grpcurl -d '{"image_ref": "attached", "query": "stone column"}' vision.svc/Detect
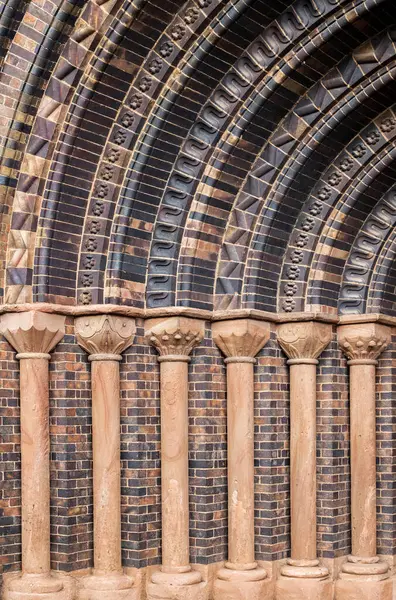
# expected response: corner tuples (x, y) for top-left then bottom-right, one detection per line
(336, 322), (392, 600)
(212, 319), (272, 600)
(75, 314), (138, 600)
(276, 321), (333, 600)
(145, 316), (208, 600)
(0, 311), (73, 600)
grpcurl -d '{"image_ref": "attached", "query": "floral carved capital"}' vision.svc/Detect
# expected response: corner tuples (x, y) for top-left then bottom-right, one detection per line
(145, 316), (205, 357)
(75, 315), (136, 357)
(0, 311), (66, 355)
(337, 322), (391, 362)
(212, 319), (270, 359)
(277, 321), (332, 361)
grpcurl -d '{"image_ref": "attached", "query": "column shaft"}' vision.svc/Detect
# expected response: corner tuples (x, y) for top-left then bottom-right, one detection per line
(335, 322), (392, 600)
(20, 357), (51, 575)
(145, 316), (206, 599)
(75, 314), (137, 599)
(212, 319), (271, 600)
(350, 363), (377, 558)
(160, 360), (190, 571)
(276, 320), (332, 599)
(92, 359), (122, 573)
(227, 361), (255, 567)
(289, 362), (317, 561)
(0, 310), (68, 599)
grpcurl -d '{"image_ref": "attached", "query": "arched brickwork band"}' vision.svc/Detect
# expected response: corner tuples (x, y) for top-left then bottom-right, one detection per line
(5, 0), (396, 311)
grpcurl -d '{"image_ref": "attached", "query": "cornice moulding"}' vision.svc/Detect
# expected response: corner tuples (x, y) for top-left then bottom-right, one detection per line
(0, 304), (341, 323)
(338, 313), (396, 326)
(0, 304), (392, 327)
(0, 303), (145, 318)
(276, 311), (339, 324)
(211, 309), (278, 322)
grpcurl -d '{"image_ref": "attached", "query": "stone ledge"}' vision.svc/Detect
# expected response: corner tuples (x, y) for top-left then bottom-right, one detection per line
(0, 303), (386, 326)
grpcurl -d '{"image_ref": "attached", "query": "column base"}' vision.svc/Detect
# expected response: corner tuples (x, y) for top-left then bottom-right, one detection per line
(335, 575), (392, 600)
(280, 558), (329, 579)
(335, 557), (391, 600)
(147, 568), (208, 600)
(276, 575), (334, 600)
(3, 572), (74, 600)
(214, 564), (272, 600)
(78, 572), (138, 600)
(340, 556), (389, 577)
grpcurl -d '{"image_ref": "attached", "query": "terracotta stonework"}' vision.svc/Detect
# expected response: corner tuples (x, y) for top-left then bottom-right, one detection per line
(212, 319), (272, 600)
(75, 315), (138, 600)
(336, 322), (392, 600)
(0, 311), (74, 600)
(145, 317), (208, 600)
(276, 321), (334, 600)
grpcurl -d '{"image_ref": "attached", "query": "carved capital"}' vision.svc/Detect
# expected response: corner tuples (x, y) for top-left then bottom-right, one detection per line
(0, 311), (66, 357)
(277, 321), (332, 363)
(75, 315), (136, 360)
(145, 316), (205, 359)
(337, 322), (391, 364)
(212, 319), (270, 362)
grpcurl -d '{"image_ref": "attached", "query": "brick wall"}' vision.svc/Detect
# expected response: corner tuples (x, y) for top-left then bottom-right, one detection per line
(376, 334), (396, 557)
(120, 318), (161, 568)
(317, 334), (350, 559)
(50, 317), (92, 572)
(188, 324), (227, 565)
(255, 328), (289, 561)
(0, 338), (21, 578)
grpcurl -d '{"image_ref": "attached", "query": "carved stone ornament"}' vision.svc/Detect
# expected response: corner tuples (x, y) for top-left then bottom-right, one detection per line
(0, 311), (66, 355)
(146, 0), (340, 310)
(339, 185), (396, 314)
(337, 322), (391, 363)
(277, 321), (332, 361)
(145, 316), (205, 357)
(75, 315), (136, 358)
(212, 318), (270, 359)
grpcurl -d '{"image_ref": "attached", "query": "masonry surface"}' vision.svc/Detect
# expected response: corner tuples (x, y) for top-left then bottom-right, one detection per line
(1, 0), (396, 599)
